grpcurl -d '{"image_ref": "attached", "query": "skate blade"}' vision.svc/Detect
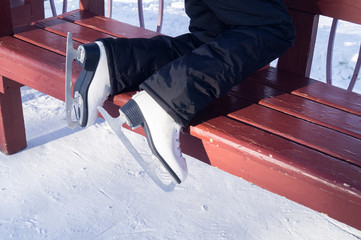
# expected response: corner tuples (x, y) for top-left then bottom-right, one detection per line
(98, 106), (177, 192)
(65, 32), (82, 128)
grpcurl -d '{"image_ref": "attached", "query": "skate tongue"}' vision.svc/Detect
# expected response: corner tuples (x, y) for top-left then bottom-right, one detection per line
(98, 106), (177, 192)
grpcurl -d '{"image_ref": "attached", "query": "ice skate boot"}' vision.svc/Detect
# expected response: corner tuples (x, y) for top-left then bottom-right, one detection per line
(65, 33), (110, 128)
(121, 91), (188, 184)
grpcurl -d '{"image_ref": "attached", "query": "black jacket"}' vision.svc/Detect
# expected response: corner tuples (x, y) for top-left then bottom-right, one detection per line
(185, 0), (294, 42)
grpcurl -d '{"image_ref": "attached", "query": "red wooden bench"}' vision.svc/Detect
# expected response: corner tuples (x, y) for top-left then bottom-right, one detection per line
(1, 0), (361, 230)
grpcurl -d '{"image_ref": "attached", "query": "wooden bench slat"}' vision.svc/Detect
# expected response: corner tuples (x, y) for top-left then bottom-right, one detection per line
(13, 25), (81, 56)
(14, 11), (160, 57)
(260, 93), (361, 140)
(228, 77), (361, 141)
(191, 116), (361, 230)
(191, 94), (252, 126)
(191, 116), (361, 194)
(0, 36), (80, 101)
(251, 67), (361, 116)
(192, 116), (361, 229)
(59, 10), (160, 39)
(229, 104), (361, 167)
(293, 81), (361, 117)
(229, 79), (284, 103)
(32, 17), (115, 43)
(249, 67), (317, 92)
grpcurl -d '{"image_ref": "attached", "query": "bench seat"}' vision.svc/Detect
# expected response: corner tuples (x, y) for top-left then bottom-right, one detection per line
(1, 9), (361, 230)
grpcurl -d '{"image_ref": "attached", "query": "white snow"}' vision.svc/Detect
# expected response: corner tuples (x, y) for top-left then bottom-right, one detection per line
(1, 0), (361, 239)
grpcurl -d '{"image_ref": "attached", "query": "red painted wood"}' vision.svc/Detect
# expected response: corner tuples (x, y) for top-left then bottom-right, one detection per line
(277, 9), (318, 77)
(59, 10), (161, 39)
(249, 67), (317, 93)
(0, 0), (13, 36)
(32, 17), (115, 43)
(229, 80), (284, 103)
(30, 0), (44, 22)
(260, 93), (361, 140)
(10, 2), (32, 27)
(0, 76), (27, 155)
(284, 0), (361, 25)
(10, 0), (44, 27)
(0, 36), (80, 101)
(110, 92), (134, 107)
(293, 81), (361, 116)
(79, 0), (104, 16)
(14, 14), (159, 58)
(192, 116), (361, 190)
(229, 104), (361, 167)
(250, 68), (361, 116)
(193, 93), (255, 127)
(14, 25), (81, 56)
(192, 119), (361, 230)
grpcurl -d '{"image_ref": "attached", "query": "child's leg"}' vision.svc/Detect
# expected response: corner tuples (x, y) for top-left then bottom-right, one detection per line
(140, 24), (295, 126)
(100, 33), (204, 95)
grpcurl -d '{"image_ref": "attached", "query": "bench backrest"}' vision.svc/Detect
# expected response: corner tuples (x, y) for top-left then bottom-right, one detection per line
(279, 0), (361, 78)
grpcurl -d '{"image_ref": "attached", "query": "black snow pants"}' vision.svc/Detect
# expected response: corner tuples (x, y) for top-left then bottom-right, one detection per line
(100, 0), (295, 127)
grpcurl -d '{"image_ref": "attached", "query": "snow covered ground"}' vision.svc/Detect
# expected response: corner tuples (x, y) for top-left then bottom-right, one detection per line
(1, 0), (361, 239)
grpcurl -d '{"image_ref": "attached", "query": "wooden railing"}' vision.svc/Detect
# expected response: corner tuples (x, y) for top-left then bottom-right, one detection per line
(48, 0), (164, 32)
(326, 18), (361, 91)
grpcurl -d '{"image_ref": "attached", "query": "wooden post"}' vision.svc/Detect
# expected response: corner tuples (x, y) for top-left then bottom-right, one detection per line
(277, 10), (319, 77)
(0, 0), (13, 36)
(29, 0), (45, 22)
(0, 77), (27, 155)
(11, 0), (44, 27)
(79, 0), (105, 16)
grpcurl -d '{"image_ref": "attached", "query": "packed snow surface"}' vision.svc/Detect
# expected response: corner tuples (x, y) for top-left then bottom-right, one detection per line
(1, 0), (361, 239)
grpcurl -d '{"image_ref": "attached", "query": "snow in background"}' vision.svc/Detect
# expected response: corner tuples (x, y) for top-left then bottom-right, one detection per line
(0, 0), (361, 239)
(312, 17), (361, 92)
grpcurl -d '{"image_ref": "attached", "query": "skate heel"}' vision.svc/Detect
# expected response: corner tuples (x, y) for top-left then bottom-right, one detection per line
(76, 43), (100, 71)
(120, 99), (145, 129)
(66, 33), (110, 128)
(72, 43), (102, 127)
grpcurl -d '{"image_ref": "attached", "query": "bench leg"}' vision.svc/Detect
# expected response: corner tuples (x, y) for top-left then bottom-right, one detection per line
(0, 76), (27, 155)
